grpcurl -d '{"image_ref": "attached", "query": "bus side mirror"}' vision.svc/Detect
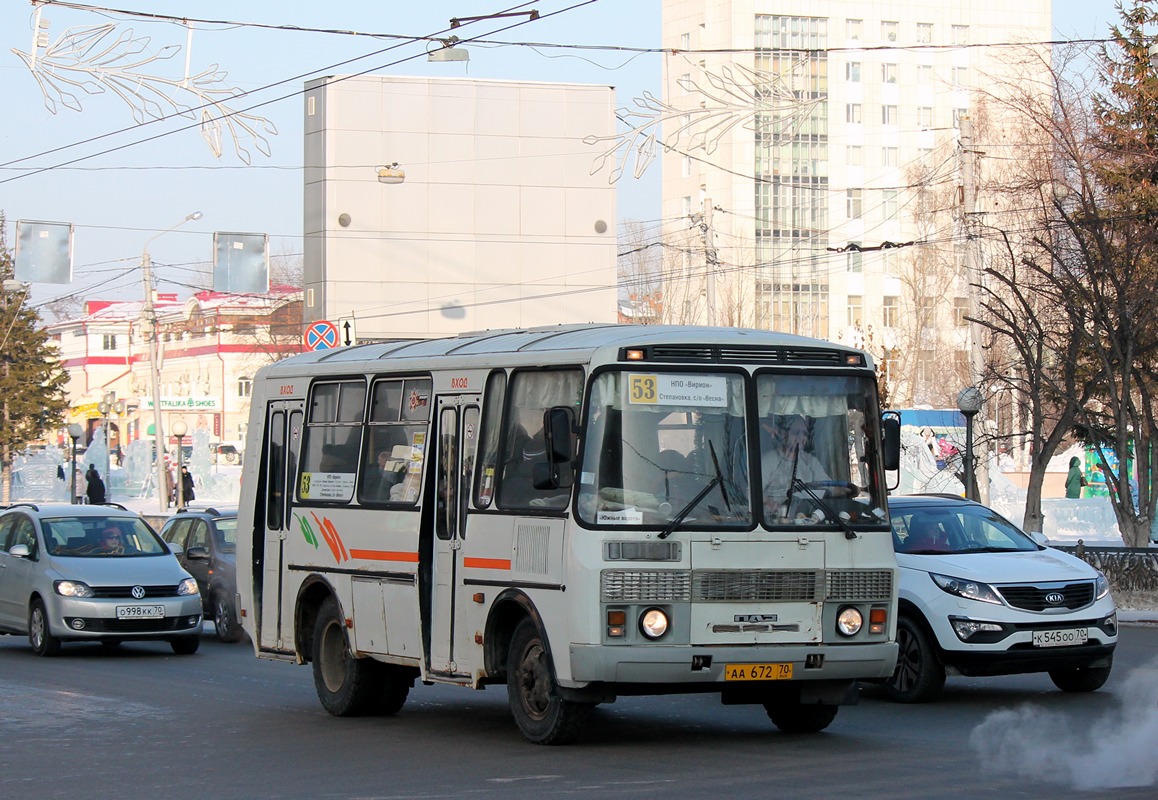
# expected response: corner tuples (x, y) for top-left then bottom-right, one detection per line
(534, 407), (575, 490)
(882, 413), (901, 472)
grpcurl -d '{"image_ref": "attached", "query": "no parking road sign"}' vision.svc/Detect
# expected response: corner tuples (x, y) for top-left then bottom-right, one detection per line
(304, 320), (339, 351)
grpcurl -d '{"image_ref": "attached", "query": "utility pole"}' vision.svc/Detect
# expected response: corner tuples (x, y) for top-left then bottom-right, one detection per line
(701, 198), (718, 326)
(960, 117), (989, 504)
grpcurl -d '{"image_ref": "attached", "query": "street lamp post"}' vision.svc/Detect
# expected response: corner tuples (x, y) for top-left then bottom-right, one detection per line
(68, 423), (83, 504)
(957, 387), (984, 501)
(171, 418), (187, 509)
(141, 212), (202, 512)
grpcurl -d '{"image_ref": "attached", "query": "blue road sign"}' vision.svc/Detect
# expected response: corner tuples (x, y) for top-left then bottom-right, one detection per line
(304, 320), (339, 351)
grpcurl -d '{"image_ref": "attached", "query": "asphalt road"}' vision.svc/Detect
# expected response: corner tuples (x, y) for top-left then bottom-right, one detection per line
(2, 625), (1156, 800)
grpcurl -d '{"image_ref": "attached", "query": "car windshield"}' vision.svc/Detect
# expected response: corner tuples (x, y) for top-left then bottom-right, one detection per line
(214, 517), (238, 549)
(42, 516), (169, 558)
(891, 503), (1040, 555)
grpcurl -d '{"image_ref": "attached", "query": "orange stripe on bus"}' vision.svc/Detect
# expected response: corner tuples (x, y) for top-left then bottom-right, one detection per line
(348, 549), (419, 563)
(463, 557), (512, 570)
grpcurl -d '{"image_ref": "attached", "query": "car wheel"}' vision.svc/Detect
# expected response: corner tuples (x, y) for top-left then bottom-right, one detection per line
(764, 701), (839, 733)
(170, 635), (200, 655)
(29, 600), (61, 657)
(1049, 659), (1112, 693)
(312, 596), (383, 716)
(885, 616), (945, 703)
(506, 617), (591, 745)
(212, 591), (243, 643)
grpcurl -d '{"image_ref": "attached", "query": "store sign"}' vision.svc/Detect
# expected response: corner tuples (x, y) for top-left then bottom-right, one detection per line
(141, 397), (221, 411)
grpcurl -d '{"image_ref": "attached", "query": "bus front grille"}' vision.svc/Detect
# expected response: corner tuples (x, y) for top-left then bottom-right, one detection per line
(694, 570), (823, 602)
(601, 569), (692, 601)
(825, 570), (894, 601)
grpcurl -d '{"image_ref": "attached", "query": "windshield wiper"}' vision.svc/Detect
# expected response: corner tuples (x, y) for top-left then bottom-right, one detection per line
(659, 442), (727, 540)
(789, 478), (857, 540)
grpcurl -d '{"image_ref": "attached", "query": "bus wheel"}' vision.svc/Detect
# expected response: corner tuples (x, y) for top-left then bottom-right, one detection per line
(506, 618), (590, 745)
(373, 666), (412, 716)
(763, 701), (838, 733)
(312, 596), (381, 716)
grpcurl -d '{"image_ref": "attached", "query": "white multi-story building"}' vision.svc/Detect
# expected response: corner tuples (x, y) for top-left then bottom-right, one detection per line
(49, 288), (301, 453)
(660, 1), (1051, 405)
(302, 75), (618, 339)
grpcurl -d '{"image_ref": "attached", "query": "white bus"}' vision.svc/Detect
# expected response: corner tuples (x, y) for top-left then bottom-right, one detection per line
(236, 324), (901, 744)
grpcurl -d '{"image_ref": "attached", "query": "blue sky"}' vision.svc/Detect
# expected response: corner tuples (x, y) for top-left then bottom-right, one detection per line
(0, 0), (1123, 309)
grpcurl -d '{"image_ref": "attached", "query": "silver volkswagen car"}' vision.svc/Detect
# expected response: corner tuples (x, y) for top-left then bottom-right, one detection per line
(0, 503), (203, 656)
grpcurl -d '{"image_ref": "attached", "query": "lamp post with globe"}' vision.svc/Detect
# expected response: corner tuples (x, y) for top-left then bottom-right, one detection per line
(67, 423), (83, 504)
(957, 387), (984, 501)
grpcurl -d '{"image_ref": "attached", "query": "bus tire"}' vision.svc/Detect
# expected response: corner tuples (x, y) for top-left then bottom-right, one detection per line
(372, 666), (411, 716)
(763, 701), (838, 733)
(312, 596), (380, 716)
(506, 617), (590, 745)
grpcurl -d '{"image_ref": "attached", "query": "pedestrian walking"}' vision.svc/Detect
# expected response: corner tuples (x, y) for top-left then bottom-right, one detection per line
(180, 465), (196, 507)
(84, 464), (106, 505)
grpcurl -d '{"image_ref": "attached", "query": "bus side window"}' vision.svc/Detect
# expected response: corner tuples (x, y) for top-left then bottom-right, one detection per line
(474, 370), (507, 509)
(497, 369), (583, 510)
(268, 410), (286, 530)
(299, 380), (366, 503)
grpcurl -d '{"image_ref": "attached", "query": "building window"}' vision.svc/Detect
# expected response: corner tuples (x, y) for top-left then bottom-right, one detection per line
(916, 23), (933, 43)
(679, 73), (691, 95)
(238, 376), (253, 398)
(847, 190), (863, 220)
(881, 21), (898, 42)
(848, 245), (863, 273)
(847, 145), (863, 166)
(882, 147), (898, 167)
(846, 103), (862, 123)
(952, 66), (968, 88)
(682, 154), (692, 177)
(847, 19), (862, 41)
(680, 32), (690, 50)
(953, 108), (968, 128)
(955, 297), (970, 327)
(881, 63), (898, 84)
(846, 61), (861, 82)
(883, 296), (899, 327)
(917, 106), (934, 128)
(917, 64), (933, 85)
(882, 105), (898, 125)
(101, 334), (117, 351)
(848, 295), (863, 327)
(952, 25), (968, 45)
(883, 189), (898, 219)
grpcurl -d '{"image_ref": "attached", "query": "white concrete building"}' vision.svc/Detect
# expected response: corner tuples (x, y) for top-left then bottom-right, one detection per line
(49, 288), (302, 453)
(302, 75), (619, 340)
(660, 1), (1051, 405)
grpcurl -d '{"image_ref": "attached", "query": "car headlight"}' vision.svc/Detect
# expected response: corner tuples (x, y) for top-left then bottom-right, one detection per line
(177, 577), (200, 596)
(639, 607), (669, 639)
(930, 573), (1003, 605)
(1095, 572), (1110, 600)
(54, 580), (95, 598)
(836, 606), (863, 636)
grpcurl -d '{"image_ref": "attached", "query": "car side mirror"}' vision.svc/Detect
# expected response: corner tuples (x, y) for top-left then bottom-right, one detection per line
(167, 542), (184, 556)
(186, 545), (211, 560)
(8, 543), (31, 559)
(1030, 531), (1049, 547)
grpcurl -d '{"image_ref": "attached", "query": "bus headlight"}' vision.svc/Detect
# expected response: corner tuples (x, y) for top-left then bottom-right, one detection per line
(639, 608), (669, 639)
(836, 606), (863, 637)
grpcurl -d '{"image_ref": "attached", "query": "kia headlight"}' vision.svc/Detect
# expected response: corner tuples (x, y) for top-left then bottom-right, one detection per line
(177, 577), (200, 596)
(931, 573), (1002, 605)
(1095, 572), (1110, 600)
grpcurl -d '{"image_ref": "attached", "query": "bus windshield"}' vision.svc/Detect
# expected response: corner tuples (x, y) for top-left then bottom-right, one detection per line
(578, 371), (751, 528)
(577, 370), (887, 530)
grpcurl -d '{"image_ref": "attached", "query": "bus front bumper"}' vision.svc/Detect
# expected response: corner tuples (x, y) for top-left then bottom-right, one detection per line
(565, 641), (898, 696)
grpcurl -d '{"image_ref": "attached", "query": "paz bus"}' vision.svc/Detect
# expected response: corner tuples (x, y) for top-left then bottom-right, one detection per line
(235, 324), (901, 744)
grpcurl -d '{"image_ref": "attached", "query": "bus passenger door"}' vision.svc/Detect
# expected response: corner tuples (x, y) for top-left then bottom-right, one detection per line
(258, 402), (302, 652)
(427, 396), (479, 675)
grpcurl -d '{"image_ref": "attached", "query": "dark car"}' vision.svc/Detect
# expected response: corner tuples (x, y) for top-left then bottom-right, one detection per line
(159, 507), (242, 643)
